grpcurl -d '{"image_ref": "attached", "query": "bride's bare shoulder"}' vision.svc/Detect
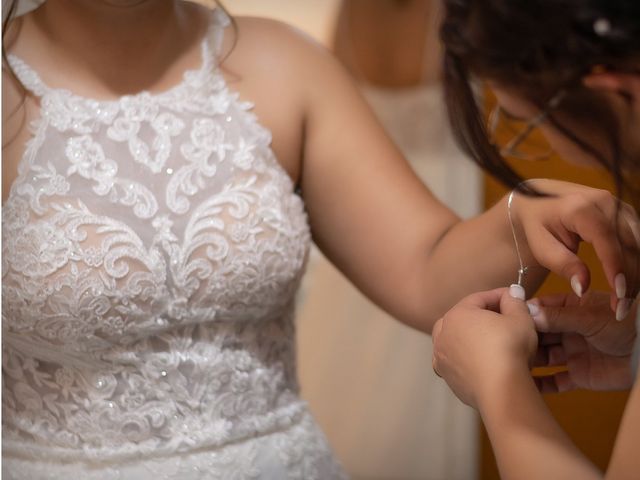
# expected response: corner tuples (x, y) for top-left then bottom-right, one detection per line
(219, 15), (342, 93)
(230, 15), (328, 62)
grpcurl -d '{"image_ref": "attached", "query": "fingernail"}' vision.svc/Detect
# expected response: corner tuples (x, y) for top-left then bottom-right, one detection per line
(616, 298), (631, 322)
(615, 273), (627, 300)
(509, 284), (526, 300)
(571, 275), (583, 298)
(527, 301), (547, 330)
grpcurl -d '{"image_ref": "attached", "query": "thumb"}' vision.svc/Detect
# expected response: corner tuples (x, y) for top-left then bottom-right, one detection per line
(500, 284), (533, 318)
(501, 285), (540, 361)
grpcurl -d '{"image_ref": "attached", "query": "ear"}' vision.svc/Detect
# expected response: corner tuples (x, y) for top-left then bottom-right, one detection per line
(583, 71), (640, 100)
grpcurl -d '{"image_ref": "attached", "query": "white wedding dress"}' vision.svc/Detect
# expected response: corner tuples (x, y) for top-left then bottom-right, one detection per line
(2, 9), (346, 479)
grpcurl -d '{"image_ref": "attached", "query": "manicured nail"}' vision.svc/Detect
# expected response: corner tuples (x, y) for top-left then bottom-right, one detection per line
(527, 301), (547, 330)
(571, 275), (583, 298)
(615, 273), (627, 300)
(616, 298), (631, 322)
(509, 284), (526, 300)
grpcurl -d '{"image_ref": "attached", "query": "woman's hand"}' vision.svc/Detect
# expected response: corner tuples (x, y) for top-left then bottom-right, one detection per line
(431, 286), (538, 409)
(529, 291), (638, 392)
(511, 179), (640, 317)
(262, 19), (639, 331)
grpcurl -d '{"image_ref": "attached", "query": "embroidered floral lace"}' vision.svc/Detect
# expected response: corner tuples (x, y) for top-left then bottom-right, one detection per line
(2, 9), (346, 479)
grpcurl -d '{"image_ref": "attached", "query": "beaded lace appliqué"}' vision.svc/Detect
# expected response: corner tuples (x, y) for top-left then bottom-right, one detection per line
(2, 9), (346, 480)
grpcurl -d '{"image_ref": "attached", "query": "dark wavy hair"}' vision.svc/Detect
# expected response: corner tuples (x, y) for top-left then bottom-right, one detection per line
(441, 0), (640, 202)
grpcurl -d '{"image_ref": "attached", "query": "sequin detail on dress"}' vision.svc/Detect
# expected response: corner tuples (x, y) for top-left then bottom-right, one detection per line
(2, 9), (346, 480)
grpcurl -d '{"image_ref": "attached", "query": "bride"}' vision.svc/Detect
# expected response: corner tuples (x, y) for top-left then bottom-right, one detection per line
(2, 0), (637, 478)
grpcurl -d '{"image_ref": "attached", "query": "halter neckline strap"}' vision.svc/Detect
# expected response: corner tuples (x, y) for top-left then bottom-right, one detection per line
(6, 7), (229, 104)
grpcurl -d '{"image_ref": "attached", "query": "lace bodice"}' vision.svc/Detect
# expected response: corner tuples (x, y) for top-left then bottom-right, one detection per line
(1, 10), (330, 477)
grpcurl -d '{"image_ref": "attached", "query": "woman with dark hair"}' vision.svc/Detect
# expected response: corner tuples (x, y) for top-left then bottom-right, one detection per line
(432, 0), (640, 478)
(1, 0), (637, 478)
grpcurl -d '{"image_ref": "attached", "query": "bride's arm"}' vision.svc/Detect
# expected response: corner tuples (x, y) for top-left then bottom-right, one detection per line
(227, 18), (635, 332)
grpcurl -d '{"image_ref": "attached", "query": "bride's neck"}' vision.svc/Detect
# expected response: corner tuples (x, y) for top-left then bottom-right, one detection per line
(10, 0), (210, 96)
(29, 0), (205, 73)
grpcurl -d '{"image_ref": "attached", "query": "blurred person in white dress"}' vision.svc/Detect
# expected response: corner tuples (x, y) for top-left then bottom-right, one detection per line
(297, 1), (481, 479)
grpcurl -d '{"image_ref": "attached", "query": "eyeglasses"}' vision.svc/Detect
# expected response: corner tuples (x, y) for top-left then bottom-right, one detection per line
(488, 90), (567, 161)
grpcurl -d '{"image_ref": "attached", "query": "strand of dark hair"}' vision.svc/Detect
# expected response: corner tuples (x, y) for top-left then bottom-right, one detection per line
(2, 0), (28, 150)
(441, 0), (640, 208)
